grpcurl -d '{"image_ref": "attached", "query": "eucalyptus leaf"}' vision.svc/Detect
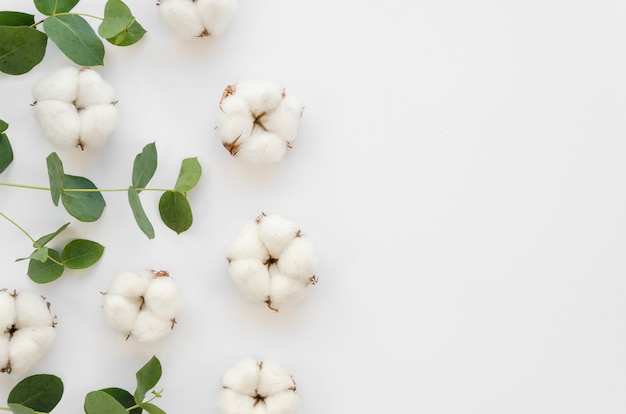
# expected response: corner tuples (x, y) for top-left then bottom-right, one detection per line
(158, 191), (192, 234)
(34, 222), (70, 248)
(43, 15), (104, 66)
(0, 26), (47, 75)
(0, 120), (8, 133)
(28, 247), (50, 263)
(46, 153), (64, 206)
(128, 186), (155, 239)
(0, 132), (13, 174)
(61, 174), (106, 222)
(61, 239), (104, 269)
(6, 404), (36, 414)
(8, 374), (64, 412)
(27, 248), (64, 283)
(100, 388), (142, 414)
(34, 0), (80, 16)
(84, 391), (128, 414)
(134, 356), (162, 403)
(132, 142), (157, 192)
(98, 0), (135, 38)
(174, 157), (202, 193)
(106, 19), (145, 46)
(141, 402), (167, 414)
(0, 12), (34, 27)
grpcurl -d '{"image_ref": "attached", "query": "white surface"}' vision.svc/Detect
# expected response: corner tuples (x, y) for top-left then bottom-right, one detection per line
(1, 1), (626, 412)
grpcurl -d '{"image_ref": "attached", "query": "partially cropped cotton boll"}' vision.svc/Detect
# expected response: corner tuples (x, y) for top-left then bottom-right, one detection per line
(218, 359), (300, 414)
(102, 270), (182, 342)
(196, 0), (237, 36)
(158, 0), (236, 39)
(215, 81), (304, 164)
(226, 214), (317, 311)
(31, 66), (79, 102)
(33, 100), (81, 149)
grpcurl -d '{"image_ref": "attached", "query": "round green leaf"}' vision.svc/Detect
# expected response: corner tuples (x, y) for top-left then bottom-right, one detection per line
(0, 12), (35, 27)
(0, 26), (48, 75)
(61, 174), (106, 222)
(98, 0), (135, 38)
(34, 0), (80, 16)
(27, 248), (64, 283)
(61, 239), (104, 269)
(106, 19), (146, 46)
(174, 157), (202, 193)
(84, 391), (128, 414)
(159, 191), (193, 234)
(0, 132), (13, 174)
(134, 356), (162, 403)
(100, 388), (141, 414)
(43, 15), (104, 66)
(8, 374), (64, 412)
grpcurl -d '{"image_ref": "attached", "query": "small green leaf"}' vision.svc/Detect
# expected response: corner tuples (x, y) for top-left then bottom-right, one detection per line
(0, 132), (13, 174)
(128, 186), (155, 239)
(27, 248), (64, 283)
(35, 222), (70, 248)
(46, 153), (64, 206)
(174, 157), (202, 193)
(61, 239), (104, 269)
(134, 356), (162, 403)
(7, 404), (36, 414)
(29, 247), (50, 263)
(132, 142), (157, 192)
(98, 0), (135, 38)
(106, 19), (146, 46)
(34, 0), (80, 16)
(100, 388), (142, 414)
(0, 12), (35, 27)
(141, 402), (167, 414)
(159, 191), (193, 234)
(61, 174), (106, 222)
(0, 26), (47, 75)
(43, 15), (104, 66)
(0, 119), (8, 133)
(8, 374), (64, 412)
(84, 391), (128, 414)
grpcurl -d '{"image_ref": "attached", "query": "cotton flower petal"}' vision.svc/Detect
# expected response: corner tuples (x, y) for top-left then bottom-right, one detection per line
(159, 0), (207, 38)
(196, 0), (237, 36)
(234, 80), (284, 115)
(0, 334), (9, 372)
(144, 277), (182, 320)
(217, 95), (254, 146)
(221, 357), (261, 395)
(31, 66), (79, 102)
(268, 267), (308, 310)
(131, 309), (174, 342)
(228, 259), (271, 303)
(0, 290), (16, 332)
(102, 294), (141, 335)
(226, 219), (269, 263)
(75, 68), (116, 108)
(33, 100), (80, 149)
(262, 95), (304, 143)
(217, 388), (257, 414)
(108, 269), (153, 297)
(236, 131), (287, 164)
(8, 327), (55, 375)
(257, 214), (300, 258)
(257, 360), (297, 397)
(263, 390), (301, 414)
(276, 236), (317, 283)
(79, 104), (118, 149)
(15, 290), (53, 328)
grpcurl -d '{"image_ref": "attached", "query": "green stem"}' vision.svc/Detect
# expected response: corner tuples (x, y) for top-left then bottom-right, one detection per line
(0, 210), (36, 243)
(0, 182), (170, 193)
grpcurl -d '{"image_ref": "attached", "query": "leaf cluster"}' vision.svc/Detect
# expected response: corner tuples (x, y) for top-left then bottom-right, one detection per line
(0, 0), (146, 75)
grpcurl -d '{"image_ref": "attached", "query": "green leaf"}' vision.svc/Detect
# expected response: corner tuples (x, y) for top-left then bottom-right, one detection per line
(8, 374), (64, 412)
(0, 119), (7, 133)
(28, 247), (50, 263)
(159, 191), (193, 234)
(0, 26), (47, 75)
(61, 239), (104, 269)
(84, 391), (128, 414)
(132, 142), (157, 192)
(174, 157), (202, 193)
(34, 0), (80, 16)
(100, 388), (142, 414)
(128, 186), (155, 239)
(7, 404), (36, 414)
(141, 402), (167, 414)
(0, 12), (35, 27)
(27, 248), (64, 283)
(106, 19), (145, 46)
(34, 222), (70, 248)
(0, 132), (13, 174)
(98, 0), (135, 38)
(46, 153), (64, 206)
(43, 15), (104, 66)
(61, 174), (106, 222)
(134, 356), (162, 403)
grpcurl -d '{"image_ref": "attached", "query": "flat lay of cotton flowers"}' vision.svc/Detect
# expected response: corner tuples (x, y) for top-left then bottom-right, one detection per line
(102, 269), (182, 342)
(32, 66), (118, 151)
(158, 0), (237, 39)
(0, 289), (56, 376)
(216, 80), (304, 164)
(226, 213), (317, 312)
(218, 357), (300, 414)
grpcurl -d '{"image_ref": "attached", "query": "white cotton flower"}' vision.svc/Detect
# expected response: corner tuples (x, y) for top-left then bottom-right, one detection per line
(32, 66), (118, 151)
(226, 214), (317, 312)
(158, 0), (237, 39)
(215, 81), (304, 164)
(0, 290), (56, 375)
(102, 270), (182, 342)
(218, 359), (300, 414)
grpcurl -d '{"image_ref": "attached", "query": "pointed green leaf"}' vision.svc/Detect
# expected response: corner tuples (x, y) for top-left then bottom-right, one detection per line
(43, 15), (104, 66)
(0, 12), (34, 27)
(128, 186), (155, 239)
(0, 120), (7, 133)
(46, 153), (64, 206)
(174, 157), (202, 193)
(141, 402), (167, 414)
(8, 374), (64, 412)
(132, 142), (157, 192)
(0, 26), (47, 75)
(100, 388), (142, 414)
(106, 19), (146, 46)
(34, 0), (80, 16)
(159, 191), (192, 234)
(84, 391), (128, 414)
(134, 356), (162, 403)
(27, 248), (64, 283)
(98, 0), (135, 38)
(0, 132), (13, 174)
(29, 247), (50, 263)
(61, 239), (104, 269)
(61, 174), (106, 222)
(7, 404), (36, 414)
(34, 222), (70, 248)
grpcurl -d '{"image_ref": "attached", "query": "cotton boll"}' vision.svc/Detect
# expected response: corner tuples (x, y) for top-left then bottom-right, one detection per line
(235, 80), (284, 115)
(159, 0), (207, 38)
(102, 294), (141, 335)
(264, 390), (300, 414)
(78, 104), (118, 148)
(257, 214), (300, 258)
(221, 357), (261, 395)
(31, 66), (79, 103)
(131, 309), (173, 342)
(228, 259), (271, 302)
(108, 270), (153, 297)
(143, 277), (182, 320)
(276, 236), (317, 283)
(14, 291), (53, 328)
(257, 361), (296, 397)
(7, 327), (55, 375)
(217, 388), (257, 414)
(75, 68), (116, 108)
(0, 291), (16, 332)
(263, 95), (304, 143)
(33, 100), (80, 149)
(268, 267), (307, 309)
(196, 0), (237, 36)
(227, 220), (270, 262)
(236, 131), (287, 164)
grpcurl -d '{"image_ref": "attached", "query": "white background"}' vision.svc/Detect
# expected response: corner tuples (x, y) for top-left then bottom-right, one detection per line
(1, 0), (626, 412)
